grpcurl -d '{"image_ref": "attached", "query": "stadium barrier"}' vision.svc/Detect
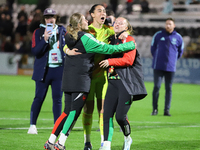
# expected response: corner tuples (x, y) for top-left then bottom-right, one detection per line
(0, 53), (18, 75)
(0, 53), (33, 76)
(1, 53), (200, 84)
(142, 58), (200, 84)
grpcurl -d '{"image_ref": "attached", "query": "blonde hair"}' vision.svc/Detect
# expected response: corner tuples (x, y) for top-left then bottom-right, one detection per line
(124, 18), (134, 35)
(67, 13), (83, 40)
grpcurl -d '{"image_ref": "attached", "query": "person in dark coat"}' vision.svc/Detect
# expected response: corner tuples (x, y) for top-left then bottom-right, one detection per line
(17, 5), (28, 22)
(109, 0), (119, 15)
(140, 0), (149, 13)
(27, 8), (66, 134)
(99, 17), (147, 150)
(29, 9), (42, 33)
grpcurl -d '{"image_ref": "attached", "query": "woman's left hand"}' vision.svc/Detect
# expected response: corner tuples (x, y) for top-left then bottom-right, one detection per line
(99, 59), (109, 68)
(68, 48), (82, 55)
(118, 31), (128, 40)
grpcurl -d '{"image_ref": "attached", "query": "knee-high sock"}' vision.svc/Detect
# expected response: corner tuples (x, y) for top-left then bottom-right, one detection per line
(82, 112), (93, 143)
(99, 112), (104, 143)
(58, 133), (67, 146)
(52, 112), (67, 136)
(49, 112), (67, 144)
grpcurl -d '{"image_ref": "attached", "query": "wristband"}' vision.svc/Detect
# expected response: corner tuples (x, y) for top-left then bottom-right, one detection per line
(65, 48), (69, 55)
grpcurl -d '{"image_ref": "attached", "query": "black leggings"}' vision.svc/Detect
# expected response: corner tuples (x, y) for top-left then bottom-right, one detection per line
(103, 79), (132, 141)
(52, 92), (88, 137)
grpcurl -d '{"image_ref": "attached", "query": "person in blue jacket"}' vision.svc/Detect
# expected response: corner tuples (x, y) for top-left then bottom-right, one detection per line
(151, 18), (184, 116)
(28, 8), (66, 134)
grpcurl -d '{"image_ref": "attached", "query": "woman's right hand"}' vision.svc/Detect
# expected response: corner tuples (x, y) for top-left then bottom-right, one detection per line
(64, 47), (82, 55)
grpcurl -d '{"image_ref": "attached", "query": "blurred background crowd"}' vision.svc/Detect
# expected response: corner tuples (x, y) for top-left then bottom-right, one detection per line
(0, 0), (200, 69)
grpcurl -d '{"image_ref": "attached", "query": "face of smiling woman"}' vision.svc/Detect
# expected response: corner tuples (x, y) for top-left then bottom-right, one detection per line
(114, 17), (128, 34)
(80, 15), (89, 31)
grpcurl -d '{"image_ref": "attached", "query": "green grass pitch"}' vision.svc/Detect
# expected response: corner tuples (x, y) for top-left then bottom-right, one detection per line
(0, 75), (200, 150)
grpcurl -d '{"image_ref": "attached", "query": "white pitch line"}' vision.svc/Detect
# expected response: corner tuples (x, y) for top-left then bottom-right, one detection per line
(1, 118), (200, 129)
(2, 125), (200, 130)
(0, 118), (177, 124)
(0, 118), (51, 120)
(135, 125), (200, 128)
(1, 127), (83, 130)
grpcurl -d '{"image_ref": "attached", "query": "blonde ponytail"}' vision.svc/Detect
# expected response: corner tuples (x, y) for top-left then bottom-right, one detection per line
(67, 13), (83, 40)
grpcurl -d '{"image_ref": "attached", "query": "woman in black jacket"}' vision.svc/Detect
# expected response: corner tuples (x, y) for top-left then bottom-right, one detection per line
(99, 17), (147, 150)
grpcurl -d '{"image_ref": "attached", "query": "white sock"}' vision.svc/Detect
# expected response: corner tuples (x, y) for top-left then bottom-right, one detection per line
(84, 134), (91, 143)
(30, 124), (36, 127)
(103, 141), (111, 148)
(101, 135), (104, 143)
(58, 133), (68, 146)
(49, 134), (57, 144)
(124, 135), (131, 141)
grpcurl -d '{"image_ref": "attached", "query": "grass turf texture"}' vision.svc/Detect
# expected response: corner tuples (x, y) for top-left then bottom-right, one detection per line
(0, 75), (200, 150)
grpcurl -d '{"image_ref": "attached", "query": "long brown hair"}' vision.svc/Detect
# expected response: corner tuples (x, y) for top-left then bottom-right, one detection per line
(67, 13), (83, 40)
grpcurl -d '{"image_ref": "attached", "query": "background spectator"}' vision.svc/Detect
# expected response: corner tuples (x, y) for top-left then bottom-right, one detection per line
(4, 14), (14, 38)
(140, 0), (149, 13)
(4, 36), (15, 52)
(28, 9), (42, 33)
(0, 13), (14, 51)
(6, 0), (14, 13)
(17, 5), (28, 23)
(2, 4), (12, 16)
(163, 0), (173, 14)
(15, 9), (28, 40)
(151, 18), (184, 116)
(109, 0), (119, 16)
(126, 0), (134, 14)
(36, 0), (51, 12)
(189, 0), (200, 4)
(0, 13), (7, 36)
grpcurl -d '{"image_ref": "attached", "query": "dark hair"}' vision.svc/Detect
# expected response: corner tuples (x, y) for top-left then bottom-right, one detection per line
(41, 15), (60, 24)
(166, 18), (175, 23)
(89, 4), (104, 15)
(106, 9), (114, 16)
